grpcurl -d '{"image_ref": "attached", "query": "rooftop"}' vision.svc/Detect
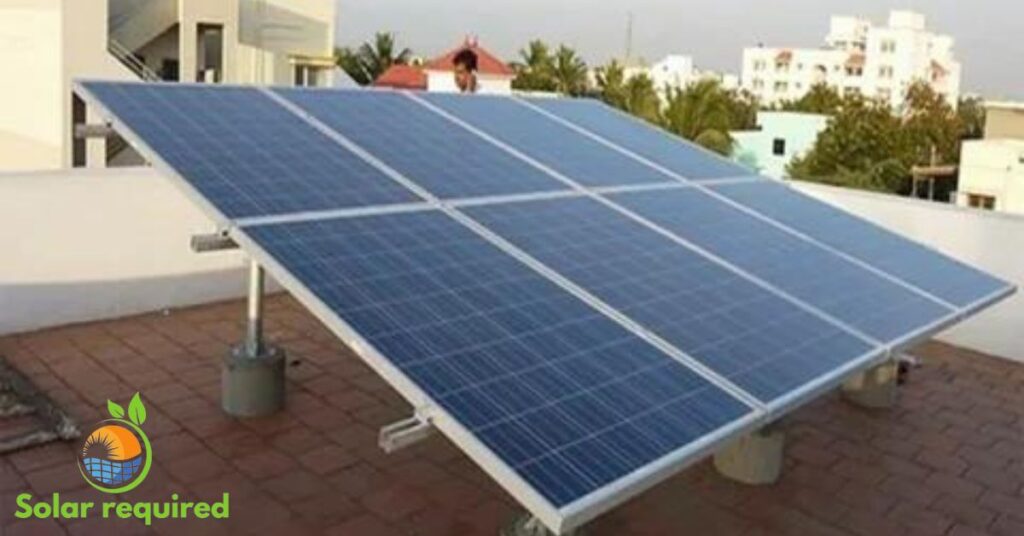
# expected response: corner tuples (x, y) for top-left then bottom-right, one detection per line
(2, 294), (1023, 535)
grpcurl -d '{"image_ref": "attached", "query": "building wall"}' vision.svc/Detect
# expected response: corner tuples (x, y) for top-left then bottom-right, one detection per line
(0, 168), (258, 335)
(236, 0), (336, 86)
(793, 181), (1024, 362)
(731, 112), (830, 179)
(984, 107), (1024, 140)
(957, 140), (1024, 214)
(425, 71), (513, 94)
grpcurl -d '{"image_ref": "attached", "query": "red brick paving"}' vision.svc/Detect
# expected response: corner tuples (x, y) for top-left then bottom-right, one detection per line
(1, 295), (1023, 535)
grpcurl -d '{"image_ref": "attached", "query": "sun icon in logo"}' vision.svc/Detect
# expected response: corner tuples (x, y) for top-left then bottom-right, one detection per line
(78, 393), (152, 493)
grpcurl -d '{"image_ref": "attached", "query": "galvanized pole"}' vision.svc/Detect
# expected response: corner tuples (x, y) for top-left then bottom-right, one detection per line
(245, 259), (264, 358)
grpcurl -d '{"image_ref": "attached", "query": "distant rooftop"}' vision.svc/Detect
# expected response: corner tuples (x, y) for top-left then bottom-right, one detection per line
(2, 295), (1023, 535)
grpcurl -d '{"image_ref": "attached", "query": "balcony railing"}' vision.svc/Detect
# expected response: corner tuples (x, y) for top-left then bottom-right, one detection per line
(108, 38), (161, 82)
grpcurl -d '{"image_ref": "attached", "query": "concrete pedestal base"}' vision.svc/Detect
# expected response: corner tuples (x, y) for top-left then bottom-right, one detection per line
(713, 427), (785, 485)
(500, 515), (578, 536)
(222, 345), (285, 417)
(842, 360), (898, 409)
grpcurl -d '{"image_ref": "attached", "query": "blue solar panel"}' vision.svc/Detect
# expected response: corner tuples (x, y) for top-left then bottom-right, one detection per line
(610, 188), (953, 342)
(421, 93), (674, 187)
(465, 196), (879, 403)
(273, 88), (568, 199)
(245, 211), (753, 507)
(528, 97), (751, 181)
(80, 82), (418, 219)
(709, 181), (1012, 308)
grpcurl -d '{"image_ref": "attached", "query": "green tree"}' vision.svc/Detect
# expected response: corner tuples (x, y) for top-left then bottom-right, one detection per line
(621, 74), (662, 124)
(902, 81), (964, 166)
(957, 96), (986, 140)
(511, 40), (556, 92)
(335, 32), (412, 85)
(594, 60), (628, 109)
(662, 79), (738, 155)
(781, 84), (843, 115)
(551, 45), (589, 96)
(788, 95), (910, 193)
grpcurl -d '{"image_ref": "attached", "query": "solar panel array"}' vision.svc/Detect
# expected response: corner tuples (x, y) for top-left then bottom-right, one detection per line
(77, 81), (1014, 534)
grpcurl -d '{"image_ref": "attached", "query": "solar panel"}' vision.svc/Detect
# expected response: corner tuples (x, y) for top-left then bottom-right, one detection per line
(76, 81), (1014, 534)
(708, 180), (1012, 308)
(611, 187), (954, 343)
(420, 93), (675, 187)
(273, 88), (569, 200)
(243, 210), (754, 507)
(527, 97), (752, 181)
(77, 82), (419, 219)
(464, 196), (880, 403)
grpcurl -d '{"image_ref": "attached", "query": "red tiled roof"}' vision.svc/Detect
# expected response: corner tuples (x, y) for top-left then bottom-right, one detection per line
(775, 50), (793, 63)
(373, 64), (426, 90)
(424, 38), (515, 77)
(3, 295), (1024, 535)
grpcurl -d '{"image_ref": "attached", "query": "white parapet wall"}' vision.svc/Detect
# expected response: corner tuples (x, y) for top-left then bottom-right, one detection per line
(0, 167), (265, 335)
(792, 181), (1024, 362)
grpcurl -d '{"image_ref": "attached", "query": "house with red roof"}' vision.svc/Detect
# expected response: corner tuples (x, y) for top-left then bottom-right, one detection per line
(375, 37), (515, 94)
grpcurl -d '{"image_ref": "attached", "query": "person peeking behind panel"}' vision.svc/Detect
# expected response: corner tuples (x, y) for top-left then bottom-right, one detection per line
(453, 48), (479, 94)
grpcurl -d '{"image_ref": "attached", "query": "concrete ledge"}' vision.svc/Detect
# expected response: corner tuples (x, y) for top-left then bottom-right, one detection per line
(713, 426), (785, 485)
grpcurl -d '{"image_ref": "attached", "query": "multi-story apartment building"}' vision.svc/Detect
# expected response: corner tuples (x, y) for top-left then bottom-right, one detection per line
(741, 11), (961, 109)
(0, 0), (338, 172)
(589, 55), (739, 103)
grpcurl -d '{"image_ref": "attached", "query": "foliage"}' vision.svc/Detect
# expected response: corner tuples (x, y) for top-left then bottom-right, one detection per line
(779, 84), (844, 115)
(789, 82), (968, 194)
(662, 79), (741, 155)
(957, 96), (986, 140)
(593, 61), (661, 123)
(334, 32), (412, 85)
(512, 41), (588, 96)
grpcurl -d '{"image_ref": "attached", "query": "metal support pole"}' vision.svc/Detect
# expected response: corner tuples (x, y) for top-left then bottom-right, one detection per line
(245, 260), (264, 358)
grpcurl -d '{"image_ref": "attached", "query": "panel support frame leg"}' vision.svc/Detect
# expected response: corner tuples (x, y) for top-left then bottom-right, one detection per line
(222, 259), (286, 417)
(501, 513), (581, 536)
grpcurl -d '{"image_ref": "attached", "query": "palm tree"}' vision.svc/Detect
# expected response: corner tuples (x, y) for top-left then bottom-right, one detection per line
(550, 45), (588, 96)
(358, 32), (412, 80)
(511, 40), (555, 92)
(662, 79), (736, 155)
(622, 74), (661, 124)
(595, 60), (628, 109)
(335, 32), (412, 85)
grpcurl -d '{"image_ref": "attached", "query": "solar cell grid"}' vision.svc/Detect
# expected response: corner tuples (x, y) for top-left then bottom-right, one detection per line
(420, 93), (675, 187)
(274, 88), (568, 200)
(709, 181), (1011, 308)
(244, 210), (753, 507)
(79, 82), (418, 219)
(610, 188), (953, 342)
(465, 196), (880, 403)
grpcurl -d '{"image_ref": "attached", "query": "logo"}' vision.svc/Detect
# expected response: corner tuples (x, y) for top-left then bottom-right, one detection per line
(77, 393), (152, 493)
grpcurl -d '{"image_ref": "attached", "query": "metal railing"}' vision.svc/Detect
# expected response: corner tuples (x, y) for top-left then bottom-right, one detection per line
(108, 38), (161, 82)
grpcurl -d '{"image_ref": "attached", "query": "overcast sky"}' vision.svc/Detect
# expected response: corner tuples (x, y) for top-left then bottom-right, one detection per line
(336, 0), (1022, 99)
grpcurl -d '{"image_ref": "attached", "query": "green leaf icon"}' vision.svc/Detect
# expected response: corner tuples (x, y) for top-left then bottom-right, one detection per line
(107, 400), (125, 419)
(128, 393), (147, 426)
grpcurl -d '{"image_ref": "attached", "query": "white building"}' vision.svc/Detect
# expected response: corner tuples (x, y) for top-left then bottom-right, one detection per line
(0, 0), (339, 172)
(741, 10), (961, 109)
(957, 102), (1024, 214)
(590, 55), (739, 102)
(731, 111), (830, 179)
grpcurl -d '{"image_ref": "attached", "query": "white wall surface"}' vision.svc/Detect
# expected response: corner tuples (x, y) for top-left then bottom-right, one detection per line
(0, 168), (263, 335)
(792, 181), (1024, 362)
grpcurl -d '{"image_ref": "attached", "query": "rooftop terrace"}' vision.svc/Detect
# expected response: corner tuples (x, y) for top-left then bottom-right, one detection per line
(2, 295), (1023, 536)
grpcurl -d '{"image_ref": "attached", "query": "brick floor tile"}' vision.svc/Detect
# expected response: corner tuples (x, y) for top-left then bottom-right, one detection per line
(260, 469), (330, 504)
(297, 444), (357, 476)
(925, 472), (985, 500)
(361, 483), (429, 521)
(326, 514), (401, 536)
(232, 450), (297, 481)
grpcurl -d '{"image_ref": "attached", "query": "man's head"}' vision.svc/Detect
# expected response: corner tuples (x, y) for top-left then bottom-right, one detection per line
(453, 48), (479, 93)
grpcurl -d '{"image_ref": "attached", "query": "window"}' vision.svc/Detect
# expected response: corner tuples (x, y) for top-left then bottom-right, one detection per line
(881, 40), (896, 53)
(752, 78), (765, 90)
(753, 60), (766, 71)
(773, 81), (789, 92)
(878, 65), (894, 79)
(967, 194), (996, 210)
(876, 87), (892, 101)
(772, 138), (786, 156)
(845, 66), (864, 77)
(293, 65), (323, 87)
(844, 86), (861, 96)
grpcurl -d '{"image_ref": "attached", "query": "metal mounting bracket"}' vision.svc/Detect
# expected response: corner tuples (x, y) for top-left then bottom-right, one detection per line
(379, 412), (435, 453)
(191, 231), (239, 253)
(74, 123), (114, 139)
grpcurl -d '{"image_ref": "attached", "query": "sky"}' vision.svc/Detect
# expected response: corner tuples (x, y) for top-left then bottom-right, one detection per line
(336, 0), (1023, 99)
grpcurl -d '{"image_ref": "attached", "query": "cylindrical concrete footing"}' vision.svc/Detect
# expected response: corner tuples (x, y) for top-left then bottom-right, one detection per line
(842, 360), (899, 409)
(222, 344), (285, 417)
(713, 427), (785, 485)
(500, 514), (577, 536)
